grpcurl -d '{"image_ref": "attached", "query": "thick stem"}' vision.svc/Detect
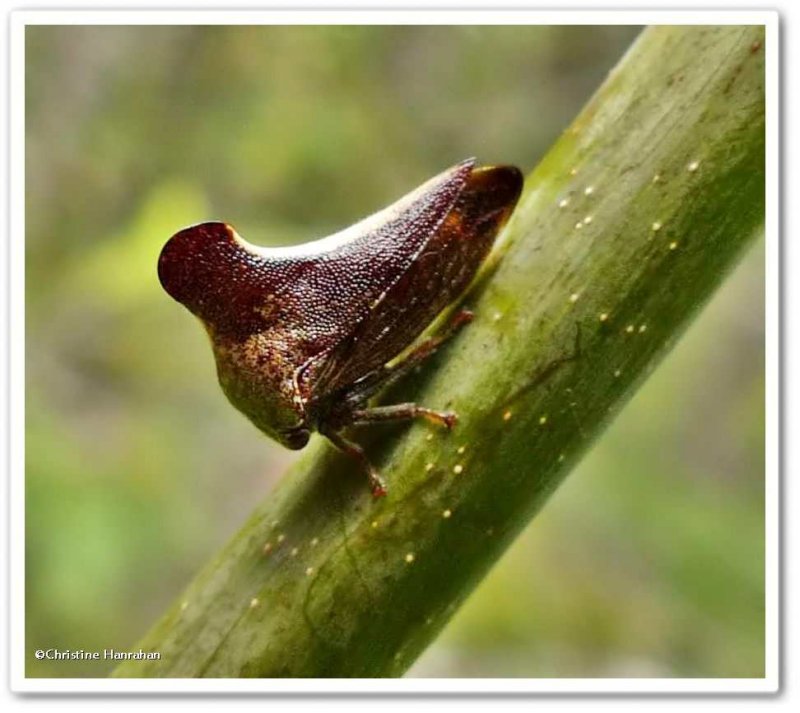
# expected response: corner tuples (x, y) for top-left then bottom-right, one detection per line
(114, 25), (765, 678)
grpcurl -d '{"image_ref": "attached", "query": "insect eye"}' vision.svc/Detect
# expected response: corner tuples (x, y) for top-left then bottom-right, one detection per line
(282, 427), (310, 450)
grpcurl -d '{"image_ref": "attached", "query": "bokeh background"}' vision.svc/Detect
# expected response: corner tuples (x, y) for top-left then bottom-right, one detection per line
(25, 25), (764, 678)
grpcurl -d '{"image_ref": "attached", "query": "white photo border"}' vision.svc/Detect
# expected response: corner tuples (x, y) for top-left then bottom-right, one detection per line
(8, 7), (780, 695)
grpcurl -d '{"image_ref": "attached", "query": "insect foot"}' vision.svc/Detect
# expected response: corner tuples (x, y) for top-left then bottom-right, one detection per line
(370, 473), (388, 499)
(418, 408), (458, 430)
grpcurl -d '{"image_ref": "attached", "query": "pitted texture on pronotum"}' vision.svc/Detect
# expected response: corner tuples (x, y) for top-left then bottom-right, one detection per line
(158, 158), (523, 495)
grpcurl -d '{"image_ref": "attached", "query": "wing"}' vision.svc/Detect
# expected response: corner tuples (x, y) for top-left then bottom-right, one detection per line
(307, 163), (523, 399)
(159, 160), (521, 410)
(267, 158), (477, 352)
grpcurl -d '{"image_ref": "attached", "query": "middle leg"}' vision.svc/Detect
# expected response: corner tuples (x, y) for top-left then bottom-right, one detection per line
(351, 403), (457, 430)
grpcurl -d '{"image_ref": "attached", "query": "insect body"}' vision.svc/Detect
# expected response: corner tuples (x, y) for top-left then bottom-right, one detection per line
(158, 159), (522, 496)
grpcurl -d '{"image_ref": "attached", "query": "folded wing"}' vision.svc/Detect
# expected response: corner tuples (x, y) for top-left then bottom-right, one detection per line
(305, 163), (523, 400)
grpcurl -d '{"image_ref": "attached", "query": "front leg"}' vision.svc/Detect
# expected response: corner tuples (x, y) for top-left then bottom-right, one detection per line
(322, 428), (388, 498)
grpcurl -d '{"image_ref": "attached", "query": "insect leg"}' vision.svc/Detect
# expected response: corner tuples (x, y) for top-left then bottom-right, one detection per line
(345, 308), (474, 405)
(322, 428), (388, 498)
(384, 308), (473, 386)
(351, 403), (458, 430)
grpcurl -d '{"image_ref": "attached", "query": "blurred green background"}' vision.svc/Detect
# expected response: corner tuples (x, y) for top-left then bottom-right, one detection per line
(25, 25), (764, 678)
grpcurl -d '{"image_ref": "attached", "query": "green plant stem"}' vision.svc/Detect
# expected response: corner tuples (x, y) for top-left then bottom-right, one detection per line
(114, 24), (765, 678)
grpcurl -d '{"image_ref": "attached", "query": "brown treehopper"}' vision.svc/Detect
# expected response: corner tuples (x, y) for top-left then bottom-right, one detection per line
(158, 159), (523, 496)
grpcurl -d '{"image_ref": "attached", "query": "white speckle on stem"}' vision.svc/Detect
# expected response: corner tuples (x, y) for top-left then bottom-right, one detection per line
(688, 160), (700, 172)
(405, 553), (415, 564)
(453, 464), (464, 475)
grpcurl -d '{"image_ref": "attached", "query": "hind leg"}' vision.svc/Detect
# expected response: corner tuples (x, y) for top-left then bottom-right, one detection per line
(341, 309), (473, 407)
